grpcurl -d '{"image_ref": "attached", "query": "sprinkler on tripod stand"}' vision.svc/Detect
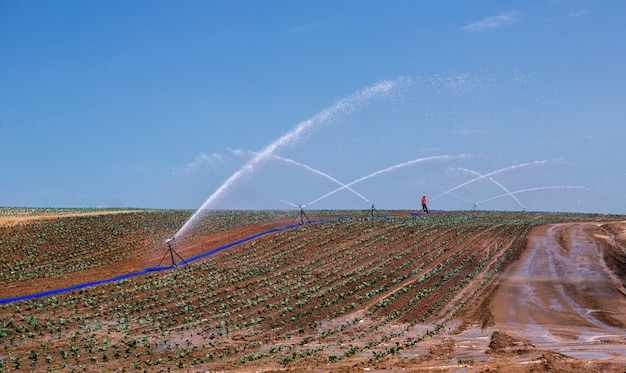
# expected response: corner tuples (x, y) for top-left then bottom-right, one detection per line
(369, 202), (378, 218)
(297, 204), (311, 224)
(159, 236), (187, 267)
(281, 199), (312, 224)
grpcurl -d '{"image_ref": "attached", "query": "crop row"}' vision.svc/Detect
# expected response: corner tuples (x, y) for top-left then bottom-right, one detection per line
(0, 210), (618, 371)
(0, 209), (322, 284)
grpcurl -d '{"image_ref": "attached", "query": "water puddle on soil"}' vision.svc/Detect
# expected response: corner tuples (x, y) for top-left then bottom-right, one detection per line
(488, 223), (626, 364)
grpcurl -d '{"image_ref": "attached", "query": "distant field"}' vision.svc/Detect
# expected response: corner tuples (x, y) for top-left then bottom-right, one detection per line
(0, 209), (624, 372)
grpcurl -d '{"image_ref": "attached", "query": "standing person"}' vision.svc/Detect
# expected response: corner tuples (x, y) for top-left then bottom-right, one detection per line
(421, 195), (429, 213)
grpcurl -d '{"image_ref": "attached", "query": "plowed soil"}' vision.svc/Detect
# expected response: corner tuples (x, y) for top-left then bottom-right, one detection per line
(1, 211), (625, 372)
(424, 221), (626, 372)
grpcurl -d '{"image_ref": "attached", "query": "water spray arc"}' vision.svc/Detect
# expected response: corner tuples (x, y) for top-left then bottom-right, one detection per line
(489, 177), (525, 211)
(447, 192), (476, 205)
(445, 192), (480, 210)
(456, 168), (526, 211)
(281, 199), (312, 224)
(173, 79), (406, 239)
(431, 160), (553, 202)
(304, 154), (473, 208)
(262, 152), (373, 206)
(478, 186), (590, 205)
(295, 205), (311, 224)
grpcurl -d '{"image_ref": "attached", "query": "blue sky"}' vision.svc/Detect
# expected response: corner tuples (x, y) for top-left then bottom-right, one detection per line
(1, 0), (624, 213)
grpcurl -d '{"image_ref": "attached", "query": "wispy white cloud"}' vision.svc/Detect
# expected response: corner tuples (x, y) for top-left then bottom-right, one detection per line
(566, 9), (590, 18)
(287, 23), (323, 34)
(462, 11), (519, 33)
(545, 8), (591, 27)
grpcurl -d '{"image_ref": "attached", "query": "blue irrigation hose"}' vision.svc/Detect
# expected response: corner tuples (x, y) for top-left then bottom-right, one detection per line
(0, 266), (174, 304)
(0, 216), (353, 304)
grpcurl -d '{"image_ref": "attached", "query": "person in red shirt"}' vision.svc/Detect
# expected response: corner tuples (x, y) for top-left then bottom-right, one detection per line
(421, 195), (429, 213)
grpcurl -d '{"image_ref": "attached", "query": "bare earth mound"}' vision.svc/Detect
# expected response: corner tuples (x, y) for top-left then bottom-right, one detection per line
(1, 210), (625, 372)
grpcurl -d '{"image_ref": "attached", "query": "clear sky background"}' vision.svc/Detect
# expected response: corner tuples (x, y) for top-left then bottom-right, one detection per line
(1, 0), (624, 214)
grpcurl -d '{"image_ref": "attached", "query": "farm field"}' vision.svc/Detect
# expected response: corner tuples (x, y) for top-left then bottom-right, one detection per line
(0, 208), (625, 372)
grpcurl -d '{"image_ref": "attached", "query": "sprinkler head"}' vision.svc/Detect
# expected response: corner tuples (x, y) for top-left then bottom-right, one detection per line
(166, 237), (175, 243)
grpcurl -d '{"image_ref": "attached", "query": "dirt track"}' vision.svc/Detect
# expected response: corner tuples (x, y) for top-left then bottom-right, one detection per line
(489, 222), (626, 361)
(365, 221), (626, 372)
(0, 209), (141, 227)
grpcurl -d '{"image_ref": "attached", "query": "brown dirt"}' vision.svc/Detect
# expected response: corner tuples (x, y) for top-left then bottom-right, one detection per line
(1, 212), (625, 372)
(0, 209), (142, 227)
(483, 222), (626, 368)
(2, 216), (297, 299)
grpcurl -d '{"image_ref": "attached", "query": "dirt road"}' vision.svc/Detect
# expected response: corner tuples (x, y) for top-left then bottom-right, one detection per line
(490, 222), (626, 362)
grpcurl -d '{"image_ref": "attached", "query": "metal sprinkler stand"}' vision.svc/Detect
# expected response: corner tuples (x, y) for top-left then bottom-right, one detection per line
(158, 237), (187, 267)
(369, 203), (378, 218)
(292, 205), (311, 224)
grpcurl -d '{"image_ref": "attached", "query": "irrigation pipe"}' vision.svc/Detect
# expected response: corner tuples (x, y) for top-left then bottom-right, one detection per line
(0, 216), (355, 304)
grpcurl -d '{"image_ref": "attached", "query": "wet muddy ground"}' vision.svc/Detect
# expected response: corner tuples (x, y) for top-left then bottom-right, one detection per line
(2, 212), (625, 372)
(404, 221), (626, 372)
(491, 223), (626, 358)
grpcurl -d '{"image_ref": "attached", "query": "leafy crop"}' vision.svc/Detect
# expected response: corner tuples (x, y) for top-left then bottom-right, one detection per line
(0, 209), (620, 371)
